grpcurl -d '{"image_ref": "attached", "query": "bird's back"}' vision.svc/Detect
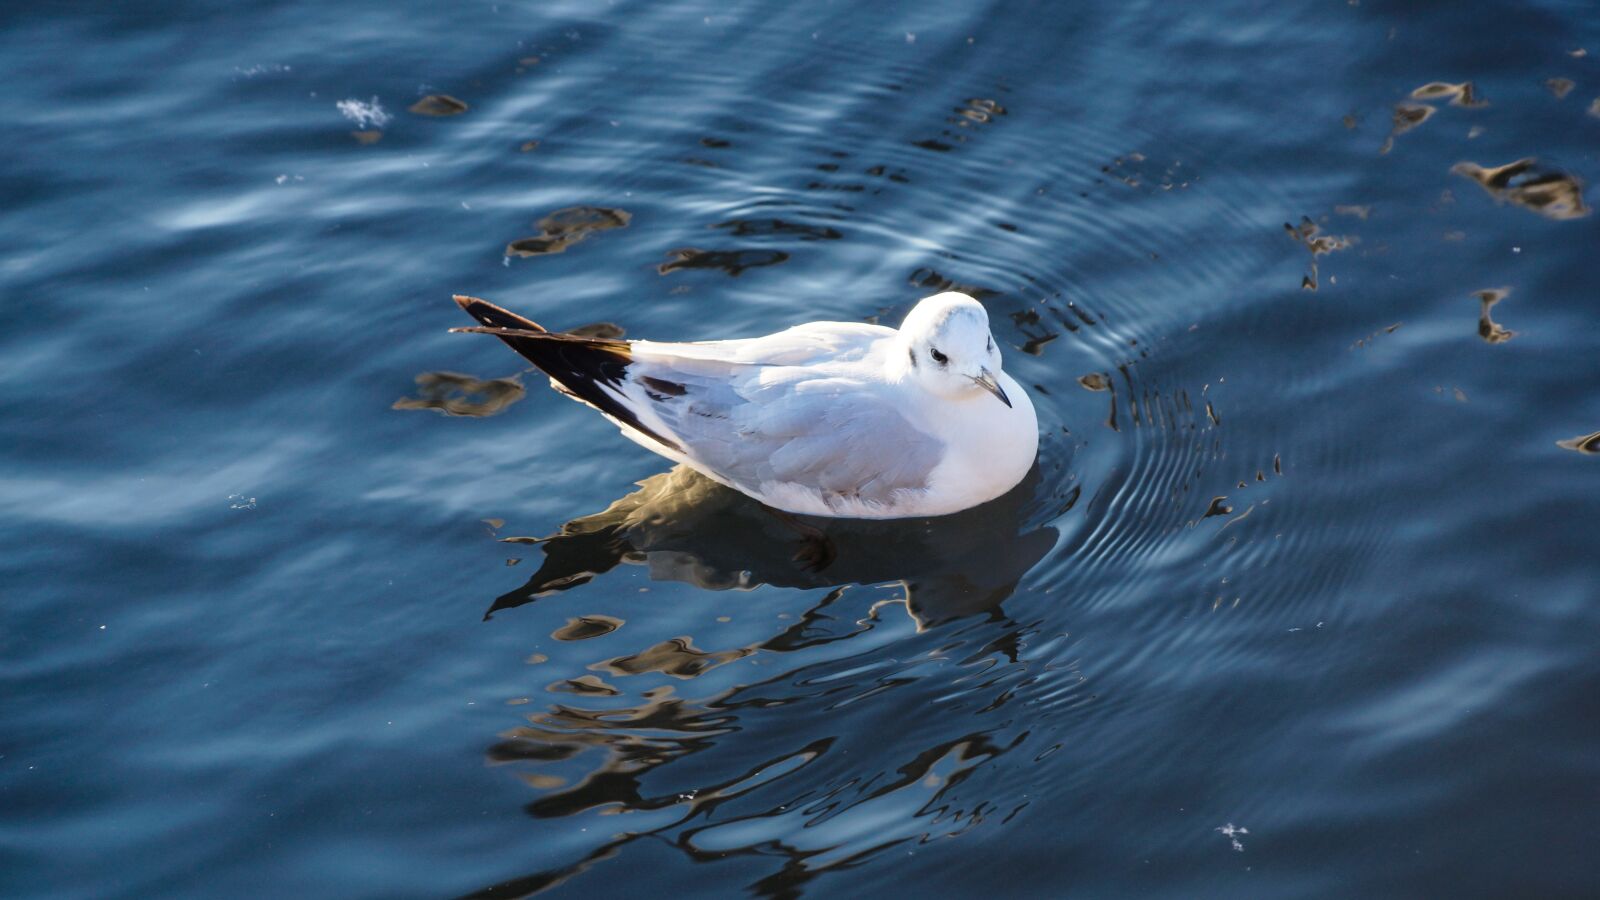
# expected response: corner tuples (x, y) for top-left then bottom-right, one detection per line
(623, 321), (951, 516)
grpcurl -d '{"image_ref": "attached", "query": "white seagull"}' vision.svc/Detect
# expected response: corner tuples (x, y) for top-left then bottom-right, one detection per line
(452, 291), (1039, 519)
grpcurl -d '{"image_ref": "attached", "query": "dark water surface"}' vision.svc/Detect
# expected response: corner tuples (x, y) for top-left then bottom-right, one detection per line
(5, 1), (1600, 896)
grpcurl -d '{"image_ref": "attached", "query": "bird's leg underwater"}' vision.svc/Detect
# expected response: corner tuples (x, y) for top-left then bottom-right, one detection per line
(762, 507), (838, 572)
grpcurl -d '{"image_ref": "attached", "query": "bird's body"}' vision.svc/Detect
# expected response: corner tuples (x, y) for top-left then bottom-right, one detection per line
(453, 291), (1039, 519)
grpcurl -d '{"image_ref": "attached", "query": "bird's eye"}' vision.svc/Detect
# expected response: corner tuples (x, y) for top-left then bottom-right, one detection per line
(986, 337), (994, 352)
(930, 348), (948, 365)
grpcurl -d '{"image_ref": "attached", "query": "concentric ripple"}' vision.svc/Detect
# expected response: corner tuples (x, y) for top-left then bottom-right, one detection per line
(8, 0), (1600, 897)
(444, 4), (1389, 895)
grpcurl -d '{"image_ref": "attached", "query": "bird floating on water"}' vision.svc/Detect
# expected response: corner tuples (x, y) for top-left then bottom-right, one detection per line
(452, 291), (1039, 519)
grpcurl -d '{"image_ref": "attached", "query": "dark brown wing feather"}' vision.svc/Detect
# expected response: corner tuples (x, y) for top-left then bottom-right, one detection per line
(451, 295), (682, 451)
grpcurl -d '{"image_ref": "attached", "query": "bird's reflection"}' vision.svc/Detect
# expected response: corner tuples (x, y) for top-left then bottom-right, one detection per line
(489, 464), (1058, 628)
(472, 464), (1068, 898)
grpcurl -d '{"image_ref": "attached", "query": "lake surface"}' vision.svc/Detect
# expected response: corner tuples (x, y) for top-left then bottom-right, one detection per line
(4, 1), (1600, 896)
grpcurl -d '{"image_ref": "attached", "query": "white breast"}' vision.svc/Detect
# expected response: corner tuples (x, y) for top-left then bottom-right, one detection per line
(903, 371), (1040, 518)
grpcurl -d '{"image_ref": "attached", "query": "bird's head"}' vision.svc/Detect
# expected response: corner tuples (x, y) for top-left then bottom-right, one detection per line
(895, 291), (1010, 407)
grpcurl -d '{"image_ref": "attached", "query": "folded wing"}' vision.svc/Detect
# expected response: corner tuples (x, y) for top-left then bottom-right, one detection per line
(454, 296), (944, 511)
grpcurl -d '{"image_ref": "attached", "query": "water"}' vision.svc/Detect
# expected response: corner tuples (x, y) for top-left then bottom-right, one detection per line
(4, 1), (1599, 896)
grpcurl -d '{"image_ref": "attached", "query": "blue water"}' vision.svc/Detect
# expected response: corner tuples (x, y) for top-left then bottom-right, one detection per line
(5, 1), (1600, 896)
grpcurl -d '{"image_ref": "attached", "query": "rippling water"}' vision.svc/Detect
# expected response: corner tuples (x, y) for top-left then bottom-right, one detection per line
(5, 1), (1600, 896)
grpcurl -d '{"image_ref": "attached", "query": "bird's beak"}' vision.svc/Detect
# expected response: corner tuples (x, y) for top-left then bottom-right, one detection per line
(972, 368), (1012, 407)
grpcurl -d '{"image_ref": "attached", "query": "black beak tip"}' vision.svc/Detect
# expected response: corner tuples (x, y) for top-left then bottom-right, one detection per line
(975, 372), (1012, 407)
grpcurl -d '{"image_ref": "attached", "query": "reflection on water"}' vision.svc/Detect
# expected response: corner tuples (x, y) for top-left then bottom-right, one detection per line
(657, 247), (791, 276)
(472, 466), (1063, 895)
(1380, 102), (1436, 155)
(711, 218), (844, 241)
(550, 615), (624, 642)
(1411, 81), (1486, 107)
(565, 322), (626, 340)
(410, 93), (470, 116)
(907, 267), (1000, 301)
(1383, 79), (1491, 154)
(1556, 431), (1600, 454)
(393, 371), (525, 417)
(507, 206), (633, 258)
(1452, 158), (1589, 220)
(1284, 215), (1354, 290)
(548, 674), (621, 697)
(1474, 288), (1516, 344)
(1076, 371), (1119, 431)
(485, 464), (1057, 629)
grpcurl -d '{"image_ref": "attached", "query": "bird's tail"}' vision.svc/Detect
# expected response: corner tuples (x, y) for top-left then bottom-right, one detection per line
(452, 294), (549, 338)
(450, 295), (681, 451)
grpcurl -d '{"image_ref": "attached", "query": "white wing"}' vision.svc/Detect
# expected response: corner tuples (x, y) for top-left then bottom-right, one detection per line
(619, 324), (946, 511)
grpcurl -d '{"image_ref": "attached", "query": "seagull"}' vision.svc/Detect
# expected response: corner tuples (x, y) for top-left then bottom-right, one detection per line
(451, 291), (1039, 519)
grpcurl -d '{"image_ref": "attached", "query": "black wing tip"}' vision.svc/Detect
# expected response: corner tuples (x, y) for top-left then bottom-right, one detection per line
(449, 294), (684, 454)
(452, 294), (548, 333)
(450, 325), (554, 339)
